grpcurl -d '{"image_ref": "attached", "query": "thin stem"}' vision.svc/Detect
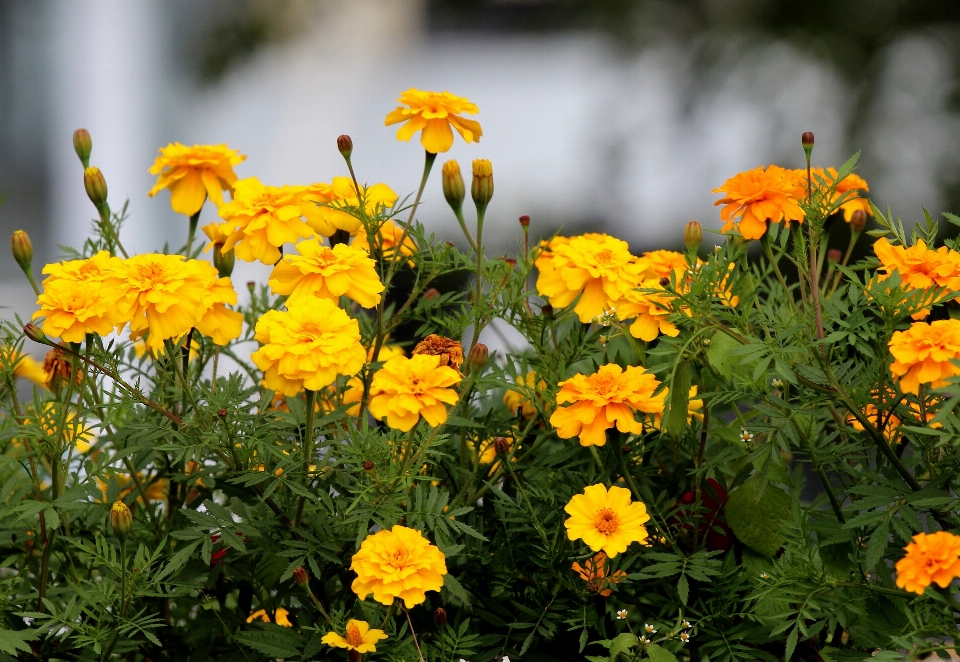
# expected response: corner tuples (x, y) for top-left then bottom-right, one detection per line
(760, 234), (799, 315)
(469, 207), (487, 350)
(454, 207), (478, 252)
(294, 389), (317, 528)
(405, 608), (426, 662)
(185, 208), (202, 256)
(303, 585), (335, 626)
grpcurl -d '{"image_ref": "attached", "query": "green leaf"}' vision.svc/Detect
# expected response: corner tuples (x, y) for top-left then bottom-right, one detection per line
(676, 573), (689, 605)
(0, 629), (39, 655)
(234, 625), (303, 658)
(443, 571), (471, 606)
(646, 643), (679, 662)
(725, 478), (790, 557)
(706, 332), (742, 377)
(664, 362), (691, 436)
(609, 632), (637, 658)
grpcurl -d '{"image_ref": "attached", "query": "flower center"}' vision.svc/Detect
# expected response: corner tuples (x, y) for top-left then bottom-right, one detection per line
(78, 263), (101, 278)
(388, 546), (410, 569)
(346, 622), (363, 647)
(135, 262), (167, 285)
(594, 508), (620, 535)
(595, 249), (614, 264)
(299, 322), (321, 340)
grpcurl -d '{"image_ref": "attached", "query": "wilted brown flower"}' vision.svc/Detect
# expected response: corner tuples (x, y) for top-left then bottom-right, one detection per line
(413, 334), (464, 375)
(43, 344), (80, 394)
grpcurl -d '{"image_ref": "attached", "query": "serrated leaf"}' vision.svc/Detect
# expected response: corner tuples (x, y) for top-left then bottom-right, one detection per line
(676, 573), (689, 604)
(609, 632), (637, 658)
(235, 625), (302, 657)
(443, 571), (471, 606)
(725, 478), (790, 557)
(664, 362), (691, 436)
(0, 629), (39, 655)
(646, 643), (679, 662)
(155, 540), (200, 582)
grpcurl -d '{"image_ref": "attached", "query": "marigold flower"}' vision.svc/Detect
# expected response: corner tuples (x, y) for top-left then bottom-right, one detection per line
(412, 334), (464, 374)
(650, 386), (704, 430)
(350, 525), (448, 608)
(148, 143), (245, 216)
(535, 234), (644, 324)
(352, 219), (418, 262)
(550, 364), (665, 447)
(895, 531), (960, 594)
(564, 484), (650, 557)
(251, 298), (365, 396)
(368, 354), (460, 431)
(571, 551), (627, 596)
(635, 250), (689, 281)
(503, 371), (547, 418)
(268, 238), (384, 308)
(301, 178), (398, 236)
(28, 401), (94, 452)
(614, 279), (679, 342)
(0, 346), (48, 387)
(798, 167), (871, 222)
(217, 177), (316, 264)
(874, 237), (960, 318)
(889, 319), (960, 395)
(322, 619), (388, 653)
(713, 165), (805, 240)
(385, 88), (482, 154)
(247, 608), (292, 627)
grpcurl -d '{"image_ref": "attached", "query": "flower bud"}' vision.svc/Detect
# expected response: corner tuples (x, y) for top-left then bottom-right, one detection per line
(293, 566), (309, 587)
(827, 248), (842, 264)
(850, 209), (867, 234)
(337, 134), (353, 160)
(23, 323), (50, 346)
(213, 246), (235, 279)
(494, 436), (511, 455)
(684, 220), (702, 252)
(502, 257), (517, 268)
(83, 167), (108, 208)
(424, 288), (440, 301)
(659, 277), (671, 288)
(363, 460), (374, 471)
(434, 607), (447, 628)
(468, 343), (488, 372)
(442, 160), (465, 212)
(110, 500), (132, 539)
(519, 214), (530, 228)
(801, 132), (815, 149)
(11, 230), (33, 272)
(541, 304), (553, 318)
(73, 129), (92, 168)
(471, 159), (494, 212)
(246, 281), (256, 294)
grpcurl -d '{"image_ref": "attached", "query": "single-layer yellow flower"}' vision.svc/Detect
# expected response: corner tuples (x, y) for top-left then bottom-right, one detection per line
(895, 531), (960, 594)
(301, 178), (398, 236)
(350, 525), (448, 608)
(251, 298), (365, 396)
(268, 238), (384, 308)
(352, 219), (418, 263)
(385, 89), (482, 154)
(550, 364), (665, 447)
(564, 484), (650, 557)
(714, 165), (806, 240)
(503, 371), (547, 418)
(148, 143), (246, 216)
(368, 354), (460, 431)
(889, 319), (960, 395)
(322, 619), (388, 653)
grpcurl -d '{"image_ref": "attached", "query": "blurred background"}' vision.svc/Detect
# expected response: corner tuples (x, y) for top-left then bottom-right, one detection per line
(2, 0), (960, 325)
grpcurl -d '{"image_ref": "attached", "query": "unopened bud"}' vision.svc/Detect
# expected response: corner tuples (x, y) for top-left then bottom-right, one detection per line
(246, 281), (255, 294)
(424, 288), (440, 301)
(659, 277), (671, 288)
(213, 246), (235, 278)
(850, 209), (867, 234)
(293, 566), (309, 587)
(801, 132), (815, 149)
(827, 248), (842, 264)
(471, 159), (494, 212)
(684, 220), (702, 252)
(23, 323), (50, 346)
(518, 214), (530, 228)
(494, 436), (511, 455)
(541, 304), (553, 318)
(110, 500), (132, 539)
(218, 409), (227, 418)
(468, 343), (488, 372)
(11, 230), (33, 272)
(442, 160), (465, 212)
(337, 134), (353, 160)
(622, 445), (631, 454)
(363, 461), (374, 471)
(502, 257), (516, 268)
(83, 167), (108, 208)
(434, 607), (447, 628)
(73, 129), (92, 168)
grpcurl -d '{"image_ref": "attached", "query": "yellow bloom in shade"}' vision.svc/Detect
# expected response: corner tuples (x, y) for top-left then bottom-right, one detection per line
(503, 371), (547, 418)
(550, 364), (665, 447)
(535, 234), (644, 323)
(650, 386), (703, 430)
(268, 238), (384, 308)
(350, 525), (448, 607)
(301, 178), (398, 236)
(713, 165), (806, 240)
(352, 219), (418, 263)
(895, 531), (960, 594)
(218, 177), (316, 264)
(251, 298), (365, 396)
(564, 484), (651, 557)
(322, 620), (388, 654)
(635, 250), (689, 281)
(247, 608), (292, 627)
(614, 279), (679, 342)
(571, 551), (627, 596)
(368, 355), (460, 431)
(385, 88), (482, 154)
(1, 346), (48, 387)
(148, 143), (246, 216)
(97, 472), (168, 502)
(833, 170), (871, 221)
(888, 319), (960, 394)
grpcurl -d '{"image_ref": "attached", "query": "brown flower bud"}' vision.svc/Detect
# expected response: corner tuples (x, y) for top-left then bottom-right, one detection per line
(850, 209), (867, 234)
(502, 257), (517, 268)
(801, 132), (815, 148)
(213, 246), (235, 279)
(337, 134), (353, 159)
(218, 409), (227, 418)
(442, 160), (465, 212)
(110, 500), (132, 539)
(494, 436), (511, 455)
(684, 220), (702, 252)
(23, 323), (50, 346)
(541, 304), (553, 318)
(293, 566), (309, 587)
(363, 461), (374, 471)
(246, 281), (256, 294)
(468, 343), (488, 372)
(83, 166), (108, 208)
(43, 344), (79, 395)
(471, 159), (494, 212)
(659, 277), (671, 288)
(424, 288), (440, 301)
(434, 607), (447, 628)
(11, 230), (33, 272)
(622, 445), (631, 454)
(519, 214), (530, 228)
(827, 248), (842, 264)
(73, 128), (92, 168)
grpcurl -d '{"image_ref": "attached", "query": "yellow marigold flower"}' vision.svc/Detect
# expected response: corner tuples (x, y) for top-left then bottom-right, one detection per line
(148, 143), (246, 216)
(503, 371), (546, 418)
(385, 88), (482, 154)
(268, 238), (384, 308)
(352, 219), (418, 262)
(713, 165), (806, 241)
(218, 177), (316, 264)
(571, 551), (627, 597)
(247, 608), (292, 627)
(301, 178), (398, 236)
(28, 402), (94, 453)
(889, 319), (960, 395)
(320, 345), (405, 416)
(550, 364), (665, 447)
(200, 221), (232, 249)
(895, 531), (960, 595)
(251, 298), (365, 396)
(350, 524), (448, 608)
(636, 250), (689, 281)
(322, 619), (388, 654)
(97, 472), (168, 502)
(564, 484), (650, 557)
(650, 386), (704, 430)
(412, 334), (464, 374)
(0, 346), (48, 387)
(368, 354), (460, 431)
(874, 237), (960, 319)
(614, 279), (679, 342)
(535, 234), (643, 324)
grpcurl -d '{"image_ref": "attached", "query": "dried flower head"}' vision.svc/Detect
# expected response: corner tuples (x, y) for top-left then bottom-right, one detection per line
(413, 334), (464, 374)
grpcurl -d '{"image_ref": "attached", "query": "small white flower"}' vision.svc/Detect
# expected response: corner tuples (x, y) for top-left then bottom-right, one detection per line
(680, 632), (691, 643)
(593, 309), (619, 327)
(760, 572), (769, 579)
(714, 245), (722, 252)
(502, 657), (511, 662)
(644, 623), (657, 634)
(640, 635), (651, 644)
(682, 620), (691, 629)
(771, 378), (784, 388)
(740, 428), (754, 443)
(616, 609), (628, 620)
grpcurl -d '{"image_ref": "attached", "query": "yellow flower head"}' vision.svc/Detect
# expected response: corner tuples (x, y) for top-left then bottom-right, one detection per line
(889, 319), (960, 395)
(97, 472), (168, 502)
(873, 238), (960, 319)
(636, 250), (689, 281)
(650, 386), (704, 430)
(1, 346), (48, 387)
(218, 177), (316, 264)
(321, 619), (388, 653)
(614, 279), (679, 342)
(350, 525), (448, 608)
(895, 531), (960, 594)
(549, 364), (665, 447)
(301, 178), (398, 236)
(319, 345), (405, 416)
(352, 219), (418, 263)
(564, 484), (651, 557)
(247, 608), (292, 627)
(385, 88), (482, 154)
(571, 551), (627, 596)
(201, 221), (232, 249)
(268, 238), (384, 308)
(368, 354), (460, 431)
(535, 234), (644, 324)
(148, 143), (246, 216)
(503, 371), (547, 418)
(251, 298), (365, 396)
(798, 167), (871, 222)
(713, 165), (806, 240)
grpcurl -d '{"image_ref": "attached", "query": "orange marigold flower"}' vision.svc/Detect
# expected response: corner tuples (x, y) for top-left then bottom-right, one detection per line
(503, 371), (547, 418)
(321, 619), (388, 654)
(251, 298), (365, 396)
(385, 89), (482, 154)
(713, 165), (805, 240)
(874, 237), (960, 318)
(368, 354), (460, 431)
(635, 250), (689, 281)
(889, 319), (960, 395)
(895, 531), (960, 595)
(564, 484), (650, 557)
(352, 219), (418, 263)
(412, 334), (464, 374)
(268, 237), (384, 308)
(535, 234), (644, 324)
(301, 177), (398, 236)
(550, 364), (665, 447)
(247, 608), (292, 627)
(571, 551), (627, 596)
(148, 143), (246, 216)
(350, 525), (448, 608)
(798, 167), (871, 222)
(613, 279), (679, 342)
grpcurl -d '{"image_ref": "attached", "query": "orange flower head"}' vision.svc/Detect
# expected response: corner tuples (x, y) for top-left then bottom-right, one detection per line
(351, 219), (418, 263)
(564, 484), (650, 557)
(301, 178), (398, 236)
(350, 525), (448, 608)
(268, 237), (384, 308)
(874, 237), (960, 318)
(889, 319), (960, 395)
(148, 143), (246, 216)
(368, 354), (461, 431)
(503, 371), (547, 418)
(713, 165), (806, 240)
(798, 167), (871, 222)
(636, 250), (689, 281)
(412, 334), (464, 374)
(571, 551), (627, 596)
(321, 619), (388, 653)
(385, 89), (482, 154)
(613, 278), (679, 342)
(549, 363), (665, 447)
(895, 531), (960, 594)
(247, 608), (292, 627)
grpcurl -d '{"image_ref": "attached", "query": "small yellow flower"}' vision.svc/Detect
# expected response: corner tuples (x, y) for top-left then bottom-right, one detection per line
(247, 608), (292, 627)
(385, 88), (482, 154)
(503, 371), (547, 418)
(350, 525), (448, 608)
(148, 143), (246, 216)
(268, 237), (384, 308)
(895, 531), (960, 595)
(889, 319), (960, 395)
(564, 484), (651, 557)
(713, 165), (806, 240)
(368, 355), (460, 431)
(321, 619), (388, 654)
(301, 178), (398, 236)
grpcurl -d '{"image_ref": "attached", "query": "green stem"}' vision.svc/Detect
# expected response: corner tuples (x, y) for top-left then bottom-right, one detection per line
(294, 389), (317, 528)
(185, 208), (201, 256)
(454, 207), (478, 252)
(405, 607), (426, 662)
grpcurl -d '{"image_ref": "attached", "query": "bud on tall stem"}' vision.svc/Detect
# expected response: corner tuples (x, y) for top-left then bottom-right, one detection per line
(84, 167), (108, 208)
(850, 209), (867, 235)
(336, 134), (353, 160)
(73, 128), (92, 168)
(684, 220), (702, 253)
(442, 160), (465, 213)
(471, 159), (494, 214)
(110, 500), (132, 539)
(11, 230), (40, 296)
